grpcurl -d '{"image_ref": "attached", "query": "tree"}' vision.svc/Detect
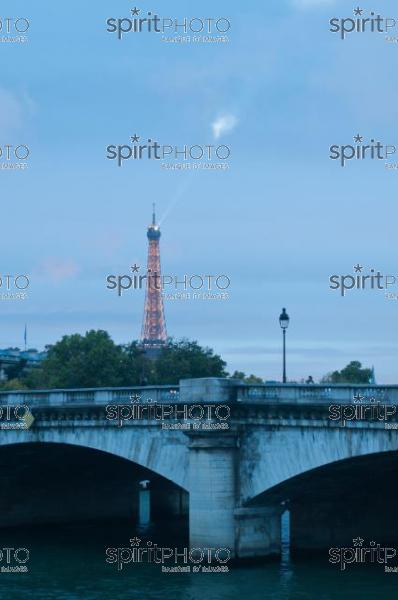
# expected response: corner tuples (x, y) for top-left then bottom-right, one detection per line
(120, 341), (152, 385)
(0, 378), (28, 391)
(230, 370), (263, 384)
(21, 332), (228, 389)
(152, 338), (227, 384)
(321, 361), (372, 384)
(245, 374), (264, 384)
(25, 330), (132, 389)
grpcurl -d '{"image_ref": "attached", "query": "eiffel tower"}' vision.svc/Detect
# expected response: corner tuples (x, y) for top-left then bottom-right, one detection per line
(140, 204), (167, 357)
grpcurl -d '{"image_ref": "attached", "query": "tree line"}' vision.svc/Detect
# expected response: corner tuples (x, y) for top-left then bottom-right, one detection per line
(0, 330), (374, 390)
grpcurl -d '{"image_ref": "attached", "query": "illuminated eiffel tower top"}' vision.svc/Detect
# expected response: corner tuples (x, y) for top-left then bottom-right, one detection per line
(140, 204), (167, 355)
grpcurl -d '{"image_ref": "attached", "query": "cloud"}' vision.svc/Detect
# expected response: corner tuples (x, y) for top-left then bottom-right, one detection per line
(211, 114), (238, 140)
(291, 0), (335, 8)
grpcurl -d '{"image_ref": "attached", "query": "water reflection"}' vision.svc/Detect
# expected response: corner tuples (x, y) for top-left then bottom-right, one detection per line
(0, 520), (397, 600)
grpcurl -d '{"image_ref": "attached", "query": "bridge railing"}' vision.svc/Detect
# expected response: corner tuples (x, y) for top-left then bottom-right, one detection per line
(236, 384), (398, 404)
(1, 380), (398, 407)
(0, 386), (180, 407)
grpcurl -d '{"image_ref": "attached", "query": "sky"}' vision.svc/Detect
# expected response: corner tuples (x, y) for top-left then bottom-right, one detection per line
(2, 0), (398, 383)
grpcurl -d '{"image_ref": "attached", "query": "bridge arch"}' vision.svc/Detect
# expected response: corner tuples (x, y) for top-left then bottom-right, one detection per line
(0, 441), (189, 529)
(246, 449), (398, 553)
(240, 426), (398, 504)
(0, 425), (189, 490)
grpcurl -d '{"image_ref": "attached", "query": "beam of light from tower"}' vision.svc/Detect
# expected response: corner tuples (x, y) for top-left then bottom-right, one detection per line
(159, 112), (240, 226)
(159, 172), (197, 227)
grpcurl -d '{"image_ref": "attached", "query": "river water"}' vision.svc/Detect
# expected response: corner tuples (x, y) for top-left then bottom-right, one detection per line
(1, 521), (397, 600)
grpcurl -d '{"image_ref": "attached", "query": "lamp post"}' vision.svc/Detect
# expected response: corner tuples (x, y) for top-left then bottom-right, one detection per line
(279, 308), (290, 384)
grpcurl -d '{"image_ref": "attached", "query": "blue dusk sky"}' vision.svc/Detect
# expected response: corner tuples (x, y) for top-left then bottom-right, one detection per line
(2, 0), (398, 382)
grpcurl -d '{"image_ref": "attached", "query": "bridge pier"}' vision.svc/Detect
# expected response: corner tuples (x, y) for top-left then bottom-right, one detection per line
(188, 433), (238, 555)
(235, 506), (282, 559)
(187, 432), (282, 560)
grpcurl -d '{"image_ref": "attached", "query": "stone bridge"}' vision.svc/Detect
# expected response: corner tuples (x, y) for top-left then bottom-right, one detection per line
(1, 378), (398, 559)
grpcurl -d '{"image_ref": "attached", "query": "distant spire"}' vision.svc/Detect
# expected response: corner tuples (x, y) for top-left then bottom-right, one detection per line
(152, 203), (156, 226)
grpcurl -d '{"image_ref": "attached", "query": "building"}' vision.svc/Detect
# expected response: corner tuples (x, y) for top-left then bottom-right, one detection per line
(0, 348), (47, 382)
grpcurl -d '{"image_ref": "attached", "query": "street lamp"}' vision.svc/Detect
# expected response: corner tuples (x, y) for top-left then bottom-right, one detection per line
(279, 308), (290, 384)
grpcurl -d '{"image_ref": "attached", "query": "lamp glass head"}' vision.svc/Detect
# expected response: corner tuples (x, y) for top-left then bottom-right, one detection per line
(279, 308), (290, 330)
